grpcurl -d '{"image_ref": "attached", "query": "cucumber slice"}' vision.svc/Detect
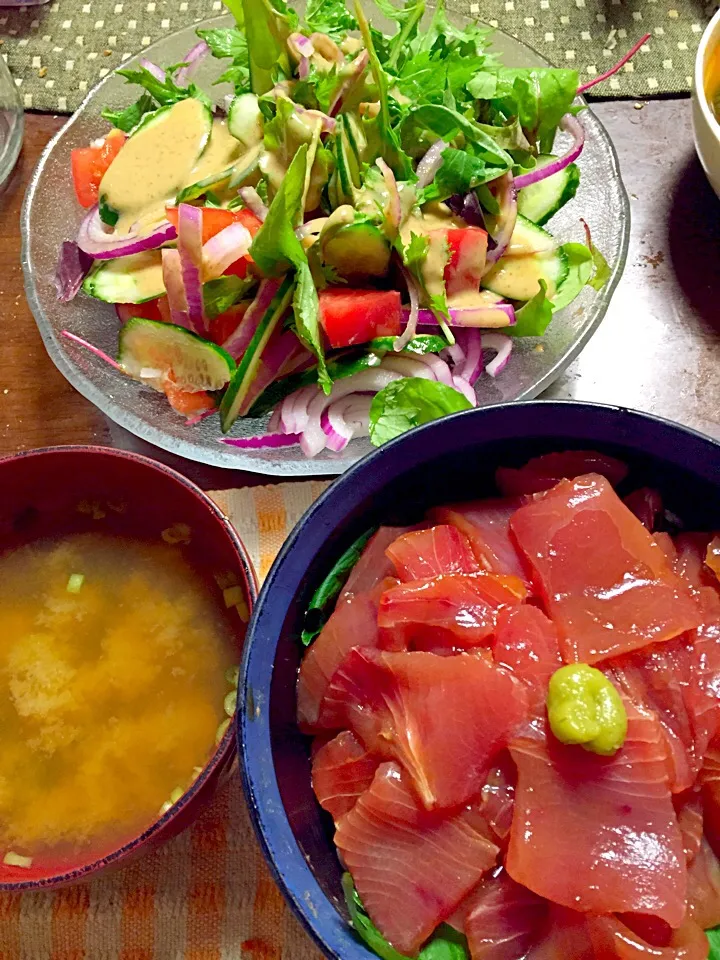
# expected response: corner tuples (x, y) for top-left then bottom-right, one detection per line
(227, 144), (263, 190)
(119, 317), (235, 391)
(482, 215), (569, 301)
(220, 275), (295, 431)
(228, 93), (263, 147)
(82, 250), (165, 304)
(517, 157), (580, 226)
(322, 222), (391, 280)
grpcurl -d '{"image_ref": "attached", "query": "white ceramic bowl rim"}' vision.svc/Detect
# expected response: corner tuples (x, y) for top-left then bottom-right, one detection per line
(695, 6), (720, 135)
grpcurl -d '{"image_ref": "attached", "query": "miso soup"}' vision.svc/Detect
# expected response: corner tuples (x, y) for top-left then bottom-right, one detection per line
(705, 43), (720, 122)
(0, 531), (237, 867)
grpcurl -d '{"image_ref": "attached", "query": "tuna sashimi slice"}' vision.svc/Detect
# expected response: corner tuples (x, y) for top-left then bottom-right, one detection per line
(585, 915), (708, 959)
(427, 499), (529, 583)
(492, 605), (562, 713)
(378, 573), (525, 652)
(450, 869), (547, 960)
(687, 836), (720, 930)
(507, 700), (687, 927)
(673, 533), (720, 614)
(296, 592), (380, 731)
(510, 474), (703, 663)
(311, 731), (378, 823)
(524, 907), (596, 960)
(321, 648), (528, 809)
(385, 525), (479, 581)
(343, 526), (412, 597)
(495, 450), (628, 498)
(610, 640), (696, 794)
(335, 762), (499, 955)
(478, 753), (516, 845)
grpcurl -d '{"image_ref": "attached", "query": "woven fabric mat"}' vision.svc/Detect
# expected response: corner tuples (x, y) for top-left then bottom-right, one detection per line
(0, 0), (716, 113)
(0, 480), (330, 960)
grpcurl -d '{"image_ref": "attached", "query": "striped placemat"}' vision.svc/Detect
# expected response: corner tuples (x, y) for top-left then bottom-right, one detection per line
(0, 0), (713, 114)
(0, 480), (330, 960)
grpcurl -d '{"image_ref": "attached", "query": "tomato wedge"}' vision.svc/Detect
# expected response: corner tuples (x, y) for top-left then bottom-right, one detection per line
(444, 227), (488, 298)
(162, 381), (215, 417)
(319, 288), (402, 348)
(71, 130), (126, 208)
(115, 297), (170, 325)
(165, 206), (262, 245)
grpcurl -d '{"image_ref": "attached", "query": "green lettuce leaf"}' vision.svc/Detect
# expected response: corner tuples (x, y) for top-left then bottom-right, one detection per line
(301, 528), (377, 645)
(116, 65), (212, 109)
(304, 0), (358, 37)
(101, 93), (155, 132)
(197, 26), (250, 91)
(203, 275), (255, 319)
(369, 376), (472, 446)
(354, 0), (414, 177)
(469, 67), (579, 153)
(240, 0), (296, 95)
(511, 279), (552, 337)
(250, 145), (329, 389)
(707, 926), (720, 959)
(399, 105), (513, 187)
(197, 25), (247, 59)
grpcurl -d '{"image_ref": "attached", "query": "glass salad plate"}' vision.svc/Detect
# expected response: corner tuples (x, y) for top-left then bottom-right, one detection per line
(21, 10), (630, 477)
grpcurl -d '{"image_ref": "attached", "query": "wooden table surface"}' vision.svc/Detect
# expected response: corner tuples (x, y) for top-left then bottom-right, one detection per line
(2, 99), (720, 493)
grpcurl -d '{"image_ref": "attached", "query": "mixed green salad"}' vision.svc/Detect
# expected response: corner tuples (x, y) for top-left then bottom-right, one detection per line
(57, 0), (617, 457)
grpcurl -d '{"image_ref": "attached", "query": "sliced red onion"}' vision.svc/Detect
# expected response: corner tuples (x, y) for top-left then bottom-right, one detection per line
(77, 205), (177, 259)
(577, 33), (650, 94)
(222, 278), (282, 359)
(279, 384), (319, 435)
(514, 115), (585, 190)
(458, 328), (483, 384)
(376, 158), (400, 235)
(55, 241), (93, 302)
(289, 32), (315, 61)
(416, 140), (448, 190)
(483, 173), (517, 272)
(202, 221), (252, 280)
(321, 394), (372, 452)
(394, 268), (419, 352)
(138, 57), (165, 82)
(238, 186), (268, 222)
(409, 303), (516, 328)
(175, 40), (209, 87)
(268, 405), (282, 434)
(296, 216), (329, 239)
(298, 56), (310, 79)
(301, 369), (404, 457)
(222, 433), (302, 449)
(417, 352), (454, 386)
(482, 333), (513, 378)
(293, 103), (336, 134)
(162, 248), (192, 329)
(177, 203), (206, 333)
(329, 50), (369, 117)
(444, 341), (466, 366)
(309, 32), (344, 64)
(237, 329), (306, 417)
(452, 375), (478, 406)
(184, 408), (217, 426)
(380, 355), (436, 380)
(62, 330), (122, 370)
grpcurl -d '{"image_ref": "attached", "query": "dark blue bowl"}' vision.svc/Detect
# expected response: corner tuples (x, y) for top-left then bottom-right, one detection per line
(238, 400), (720, 960)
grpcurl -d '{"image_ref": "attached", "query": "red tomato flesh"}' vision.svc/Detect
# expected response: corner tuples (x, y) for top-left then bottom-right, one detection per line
(165, 205), (262, 245)
(444, 227), (488, 298)
(71, 130), (126, 208)
(318, 288), (402, 348)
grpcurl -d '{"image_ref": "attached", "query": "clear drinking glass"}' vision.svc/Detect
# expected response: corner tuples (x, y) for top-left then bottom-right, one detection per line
(0, 55), (22, 187)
